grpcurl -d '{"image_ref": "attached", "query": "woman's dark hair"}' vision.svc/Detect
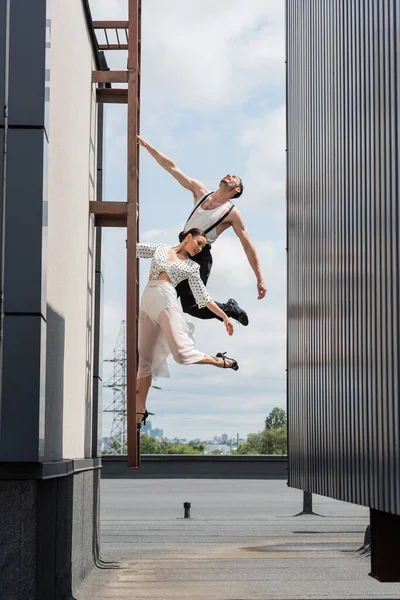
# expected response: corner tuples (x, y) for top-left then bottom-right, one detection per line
(178, 228), (206, 243)
(232, 178), (244, 199)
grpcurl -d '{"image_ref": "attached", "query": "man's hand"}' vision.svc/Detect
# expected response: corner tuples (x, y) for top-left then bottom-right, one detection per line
(257, 280), (267, 300)
(224, 317), (234, 336)
(137, 135), (146, 147)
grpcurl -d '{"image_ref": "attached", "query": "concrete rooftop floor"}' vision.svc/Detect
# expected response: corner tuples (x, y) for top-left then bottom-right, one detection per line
(77, 479), (400, 599)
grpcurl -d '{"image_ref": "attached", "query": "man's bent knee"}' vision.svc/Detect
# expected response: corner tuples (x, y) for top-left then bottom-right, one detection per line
(181, 303), (202, 318)
(180, 301), (197, 316)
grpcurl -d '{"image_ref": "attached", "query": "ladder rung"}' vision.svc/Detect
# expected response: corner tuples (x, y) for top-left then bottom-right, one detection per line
(96, 88), (128, 104)
(92, 70), (128, 84)
(92, 21), (128, 30)
(90, 201), (128, 227)
(98, 44), (128, 51)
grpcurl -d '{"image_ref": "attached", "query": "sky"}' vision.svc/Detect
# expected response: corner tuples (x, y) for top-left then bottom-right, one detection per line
(89, 0), (286, 442)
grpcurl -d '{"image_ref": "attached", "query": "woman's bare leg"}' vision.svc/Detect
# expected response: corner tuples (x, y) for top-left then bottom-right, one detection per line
(136, 375), (152, 425)
(137, 309), (165, 426)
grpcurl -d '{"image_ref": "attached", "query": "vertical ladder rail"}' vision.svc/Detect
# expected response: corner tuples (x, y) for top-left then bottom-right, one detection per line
(126, 0), (141, 468)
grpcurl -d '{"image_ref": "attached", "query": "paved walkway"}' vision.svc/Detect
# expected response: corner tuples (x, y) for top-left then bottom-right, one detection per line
(77, 479), (400, 599)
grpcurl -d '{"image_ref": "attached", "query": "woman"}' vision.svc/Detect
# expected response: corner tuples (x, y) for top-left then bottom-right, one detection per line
(136, 227), (239, 428)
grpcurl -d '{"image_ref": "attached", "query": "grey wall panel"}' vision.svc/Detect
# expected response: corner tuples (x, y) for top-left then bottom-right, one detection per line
(0, 315), (46, 461)
(287, 0), (400, 514)
(0, 128), (3, 201)
(4, 128), (47, 315)
(0, 0), (7, 127)
(44, 305), (65, 462)
(8, 0), (48, 128)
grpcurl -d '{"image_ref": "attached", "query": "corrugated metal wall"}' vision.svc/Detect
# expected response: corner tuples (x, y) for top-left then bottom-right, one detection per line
(287, 0), (400, 514)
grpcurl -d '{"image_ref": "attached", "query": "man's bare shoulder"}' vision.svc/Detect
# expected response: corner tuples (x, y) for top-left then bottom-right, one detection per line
(226, 206), (245, 224)
(192, 180), (211, 203)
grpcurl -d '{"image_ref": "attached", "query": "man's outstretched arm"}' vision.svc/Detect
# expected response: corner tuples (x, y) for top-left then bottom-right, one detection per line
(230, 209), (267, 300)
(138, 136), (208, 202)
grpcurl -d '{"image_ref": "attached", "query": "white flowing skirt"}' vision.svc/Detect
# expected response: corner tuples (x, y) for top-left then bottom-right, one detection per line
(137, 280), (205, 379)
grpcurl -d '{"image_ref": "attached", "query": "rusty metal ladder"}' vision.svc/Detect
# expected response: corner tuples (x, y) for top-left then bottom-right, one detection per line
(90, 1), (141, 468)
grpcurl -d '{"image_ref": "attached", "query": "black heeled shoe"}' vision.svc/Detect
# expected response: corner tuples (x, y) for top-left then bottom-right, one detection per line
(216, 352), (239, 371)
(136, 410), (154, 430)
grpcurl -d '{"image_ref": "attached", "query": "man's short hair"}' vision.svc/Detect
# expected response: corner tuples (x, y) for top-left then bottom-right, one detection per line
(232, 178), (243, 199)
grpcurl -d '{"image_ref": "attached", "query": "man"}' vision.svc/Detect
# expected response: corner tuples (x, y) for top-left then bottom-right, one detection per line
(138, 136), (267, 326)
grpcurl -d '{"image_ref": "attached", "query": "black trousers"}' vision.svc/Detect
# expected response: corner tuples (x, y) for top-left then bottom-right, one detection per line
(176, 244), (224, 320)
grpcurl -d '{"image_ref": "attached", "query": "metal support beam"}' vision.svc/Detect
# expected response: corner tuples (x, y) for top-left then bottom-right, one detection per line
(96, 88), (128, 104)
(92, 70), (128, 84)
(126, 0), (141, 468)
(293, 491), (320, 517)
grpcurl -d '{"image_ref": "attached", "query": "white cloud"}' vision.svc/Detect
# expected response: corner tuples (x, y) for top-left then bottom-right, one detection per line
(90, 0), (285, 111)
(141, 228), (163, 240)
(141, 223), (182, 242)
(102, 302), (125, 359)
(240, 104), (286, 214)
(89, 0), (127, 20)
(141, 0), (284, 111)
(209, 233), (285, 289)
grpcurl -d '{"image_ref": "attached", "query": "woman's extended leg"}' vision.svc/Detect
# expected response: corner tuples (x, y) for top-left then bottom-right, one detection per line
(159, 306), (238, 370)
(193, 354), (237, 368)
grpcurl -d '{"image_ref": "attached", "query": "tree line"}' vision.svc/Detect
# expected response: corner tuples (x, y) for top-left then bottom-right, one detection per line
(103, 407), (287, 455)
(235, 407), (287, 455)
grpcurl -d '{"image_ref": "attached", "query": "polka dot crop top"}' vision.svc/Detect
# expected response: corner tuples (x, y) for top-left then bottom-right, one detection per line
(136, 243), (212, 309)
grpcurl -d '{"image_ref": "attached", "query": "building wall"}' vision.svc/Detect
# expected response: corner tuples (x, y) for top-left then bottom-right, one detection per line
(0, 1), (104, 597)
(0, 0), (50, 463)
(287, 0), (400, 515)
(46, 0), (98, 460)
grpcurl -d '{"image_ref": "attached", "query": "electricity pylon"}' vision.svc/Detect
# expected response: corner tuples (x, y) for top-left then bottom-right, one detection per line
(103, 320), (127, 454)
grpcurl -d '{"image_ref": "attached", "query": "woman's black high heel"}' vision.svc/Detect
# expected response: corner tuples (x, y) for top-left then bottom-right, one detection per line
(136, 409), (154, 430)
(216, 352), (239, 371)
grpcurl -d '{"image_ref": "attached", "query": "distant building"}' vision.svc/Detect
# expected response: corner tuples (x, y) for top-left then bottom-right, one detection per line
(142, 420), (152, 434)
(205, 444), (231, 455)
(102, 437), (113, 451)
(151, 428), (164, 439)
(221, 433), (228, 443)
